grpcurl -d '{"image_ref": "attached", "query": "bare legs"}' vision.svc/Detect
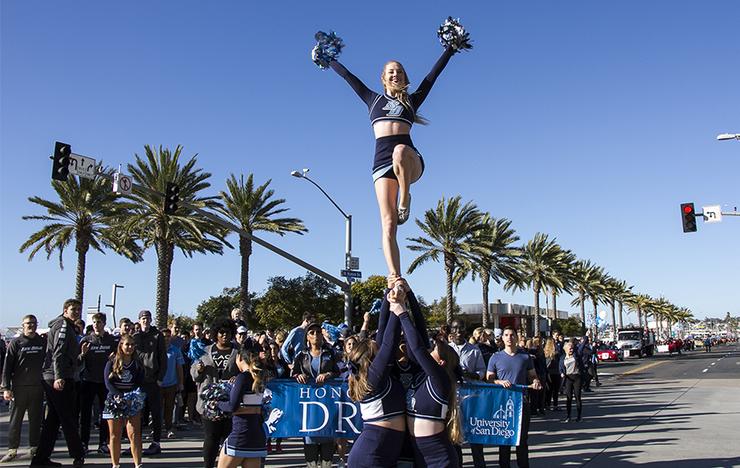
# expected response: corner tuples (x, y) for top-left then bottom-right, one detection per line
(217, 444), (261, 468)
(392, 144), (422, 213)
(108, 415), (141, 467)
(375, 144), (422, 280)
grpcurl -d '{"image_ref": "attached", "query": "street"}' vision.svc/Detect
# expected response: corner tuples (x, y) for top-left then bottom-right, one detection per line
(2, 344), (738, 467)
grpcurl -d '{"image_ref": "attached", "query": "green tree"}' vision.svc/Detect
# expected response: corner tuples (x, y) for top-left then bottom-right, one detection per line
(20, 172), (142, 303)
(254, 273), (343, 329)
(195, 287), (245, 326)
(460, 215), (521, 328)
(515, 233), (570, 337)
(570, 260), (602, 330)
(351, 275), (387, 314)
(552, 316), (586, 337)
(427, 296), (461, 327)
(626, 293), (652, 329)
(122, 145), (228, 328)
(219, 173), (307, 322)
(406, 196), (486, 324)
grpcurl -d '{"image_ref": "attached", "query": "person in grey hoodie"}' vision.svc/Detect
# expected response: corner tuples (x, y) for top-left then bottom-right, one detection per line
(133, 309), (167, 456)
(30, 299), (86, 468)
(1, 314), (46, 463)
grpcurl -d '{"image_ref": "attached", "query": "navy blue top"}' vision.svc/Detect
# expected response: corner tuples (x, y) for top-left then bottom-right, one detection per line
(398, 308), (451, 422)
(486, 350), (533, 386)
(218, 371), (263, 413)
(104, 359), (144, 395)
(329, 47), (454, 128)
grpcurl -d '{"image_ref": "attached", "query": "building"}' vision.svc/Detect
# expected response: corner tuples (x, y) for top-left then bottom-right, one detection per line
(459, 301), (570, 337)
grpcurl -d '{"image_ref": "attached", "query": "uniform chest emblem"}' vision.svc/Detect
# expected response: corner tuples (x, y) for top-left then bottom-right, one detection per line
(382, 99), (404, 117)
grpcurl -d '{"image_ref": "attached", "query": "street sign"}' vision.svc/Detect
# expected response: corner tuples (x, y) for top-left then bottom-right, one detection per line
(347, 256), (360, 270)
(113, 172), (132, 194)
(68, 153), (97, 179)
(702, 205), (722, 223)
(340, 269), (362, 279)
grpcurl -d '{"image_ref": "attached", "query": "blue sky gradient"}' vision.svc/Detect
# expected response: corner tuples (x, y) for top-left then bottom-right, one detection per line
(1, 1), (738, 327)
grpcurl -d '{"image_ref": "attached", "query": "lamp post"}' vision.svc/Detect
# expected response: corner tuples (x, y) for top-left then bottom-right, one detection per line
(291, 169), (354, 327)
(716, 133), (740, 141)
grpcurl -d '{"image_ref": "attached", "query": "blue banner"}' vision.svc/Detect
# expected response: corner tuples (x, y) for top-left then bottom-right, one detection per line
(458, 381), (525, 446)
(264, 379), (524, 445)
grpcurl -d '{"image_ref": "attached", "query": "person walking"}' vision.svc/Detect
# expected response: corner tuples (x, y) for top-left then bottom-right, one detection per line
(103, 335), (145, 468)
(192, 319), (239, 468)
(160, 327), (184, 439)
(78, 312), (117, 455)
(30, 299), (86, 467)
(543, 338), (562, 411)
(559, 341), (586, 422)
(1, 315), (46, 463)
(486, 326), (543, 468)
(133, 310), (167, 456)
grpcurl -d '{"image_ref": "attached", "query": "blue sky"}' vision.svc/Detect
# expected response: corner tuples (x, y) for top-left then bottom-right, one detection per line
(1, 1), (738, 328)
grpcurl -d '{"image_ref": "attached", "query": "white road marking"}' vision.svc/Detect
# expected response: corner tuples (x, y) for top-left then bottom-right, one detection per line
(702, 369), (708, 373)
(599, 373), (614, 376)
(711, 362), (716, 366)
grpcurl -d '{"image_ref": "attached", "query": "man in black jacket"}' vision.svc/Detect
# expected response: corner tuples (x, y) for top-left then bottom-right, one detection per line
(133, 309), (167, 456)
(78, 312), (117, 455)
(31, 299), (86, 467)
(1, 315), (46, 463)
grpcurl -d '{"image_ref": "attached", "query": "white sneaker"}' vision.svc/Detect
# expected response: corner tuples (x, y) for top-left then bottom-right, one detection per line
(397, 193), (412, 225)
(0, 449), (17, 463)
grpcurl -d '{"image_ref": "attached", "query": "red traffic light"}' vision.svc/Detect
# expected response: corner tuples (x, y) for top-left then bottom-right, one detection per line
(682, 205), (693, 214)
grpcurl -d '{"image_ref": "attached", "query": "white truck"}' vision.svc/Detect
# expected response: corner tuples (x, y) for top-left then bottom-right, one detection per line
(617, 328), (655, 358)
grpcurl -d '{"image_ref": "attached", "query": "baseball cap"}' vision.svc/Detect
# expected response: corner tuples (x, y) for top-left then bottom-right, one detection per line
(138, 310), (152, 319)
(494, 328), (503, 338)
(237, 326), (248, 334)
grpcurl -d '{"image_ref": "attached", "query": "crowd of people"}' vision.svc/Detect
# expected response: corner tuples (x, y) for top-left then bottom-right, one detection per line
(1, 290), (608, 468)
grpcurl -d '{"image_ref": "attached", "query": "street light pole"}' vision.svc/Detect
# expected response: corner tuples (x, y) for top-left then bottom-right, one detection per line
(291, 169), (354, 327)
(717, 133), (740, 141)
(106, 283), (124, 326)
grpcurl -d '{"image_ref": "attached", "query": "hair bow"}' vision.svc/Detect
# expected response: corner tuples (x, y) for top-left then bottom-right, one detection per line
(347, 360), (359, 376)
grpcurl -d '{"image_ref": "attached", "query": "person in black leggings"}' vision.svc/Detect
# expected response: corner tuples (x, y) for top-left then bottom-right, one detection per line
(559, 341), (586, 422)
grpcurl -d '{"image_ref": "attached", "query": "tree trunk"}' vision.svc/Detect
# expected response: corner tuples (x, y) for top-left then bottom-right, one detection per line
(445, 254), (454, 325)
(592, 298), (599, 340)
(533, 285), (541, 338)
(618, 301), (624, 329)
(75, 237), (89, 303)
(610, 299), (617, 340)
(579, 290), (586, 330)
(637, 306), (643, 328)
(239, 235), (252, 322)
(155, 239), (174, 329)
(551, 290), (558, 322)
(481, 270), (490, 328)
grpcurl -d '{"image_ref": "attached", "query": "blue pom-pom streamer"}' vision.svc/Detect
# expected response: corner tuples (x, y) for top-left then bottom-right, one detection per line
(437, 17), (472, 52)
(103, 388), (147, 419)
(124, 388), (146, 417)
(312, 31), (344, 69)
(322, 321), (341, 342)
(369, 298), (383, 315)
(200, 381), (233, 421)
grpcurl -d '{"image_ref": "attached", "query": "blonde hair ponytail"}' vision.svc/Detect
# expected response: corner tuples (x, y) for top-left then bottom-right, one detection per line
(433, 339), (463, 445)
(347, 339), (378, 402)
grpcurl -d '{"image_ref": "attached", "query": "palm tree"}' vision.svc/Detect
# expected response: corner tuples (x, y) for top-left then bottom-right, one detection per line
(603, 276), (621, 338)
(514, 233), (569, 337)
(219, 173), (307, 322)
(586, 269), (607, 340)
(548, 248), (576, 324)
(20, 172), (142, 303)
(613, 279), (632, 330)
(570, 260), (602, 331)
(626, 293), (652, 329)
(407, 196), (487, 324)
(122, 145), (228, 328)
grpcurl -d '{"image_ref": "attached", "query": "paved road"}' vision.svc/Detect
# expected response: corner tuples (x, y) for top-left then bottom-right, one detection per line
(2, 344), (738, 467)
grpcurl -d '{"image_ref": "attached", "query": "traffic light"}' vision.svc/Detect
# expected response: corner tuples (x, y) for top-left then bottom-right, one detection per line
(680, 202), (697, 233)
(163, 182), (180, 214)
(51, 142), (71, 181)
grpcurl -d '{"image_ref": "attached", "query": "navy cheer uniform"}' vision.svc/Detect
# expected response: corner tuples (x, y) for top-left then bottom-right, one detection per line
(398, 295), (459, 468)
(329, 47), (454, 181)
(218, 371), (267, 459)
(102, 359), (144, 419)
(348, 296), (405, 468)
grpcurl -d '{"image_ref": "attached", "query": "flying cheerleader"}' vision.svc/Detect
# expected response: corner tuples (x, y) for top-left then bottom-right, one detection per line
(312, 18), (472, 287)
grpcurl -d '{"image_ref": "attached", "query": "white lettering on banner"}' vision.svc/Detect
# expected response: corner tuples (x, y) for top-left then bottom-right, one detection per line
(300, 401), (330, 432)
(335, 401), (360, 434)
(315, 387), (326, 398)
(300, 387), (311, 399)
(331, 387), (343, 399)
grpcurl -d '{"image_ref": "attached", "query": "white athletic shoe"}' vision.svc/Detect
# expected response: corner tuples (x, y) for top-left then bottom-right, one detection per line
(398, 193), (412, 225)
(1, 449), (17, 463)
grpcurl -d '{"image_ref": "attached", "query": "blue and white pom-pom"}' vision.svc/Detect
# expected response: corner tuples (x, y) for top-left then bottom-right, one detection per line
(201, 381), (233, 421)
(104, 393), (128, 419)
(437, 17), (472, 52)
(124, 388), (146, 417)
(312, 31), (344, 69)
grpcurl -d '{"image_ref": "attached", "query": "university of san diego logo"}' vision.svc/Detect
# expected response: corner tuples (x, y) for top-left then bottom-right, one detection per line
(468, 396), (516, 439)
(382, 99), (404, 117)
